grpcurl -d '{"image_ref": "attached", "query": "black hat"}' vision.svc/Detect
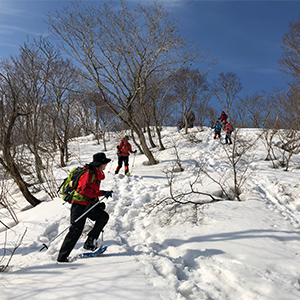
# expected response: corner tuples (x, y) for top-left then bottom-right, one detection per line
(90, 153), (111, 166)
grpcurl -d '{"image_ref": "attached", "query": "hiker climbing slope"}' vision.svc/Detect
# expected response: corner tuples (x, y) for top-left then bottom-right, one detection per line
(218, 111), (228, 128)
(224, 122), (234, 144)
(57, 153), (113, 262)
(213, 120), (222, 140)
(115, 135), (137, 176)
(188, 111), (195, 128)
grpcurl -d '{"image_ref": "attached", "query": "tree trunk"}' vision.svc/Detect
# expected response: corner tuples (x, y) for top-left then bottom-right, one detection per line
(3, 107), (41, 207)
(130, 119), (157, 165)
(63, 134), (69, 163)
(6, 156), (41, 207)
(102, 129), (107, 152)
(131, 129), (143, 154)
(154, 118), (165, 150)
(60, 146), (66, 167)
(33, 146), (44, 184)
(184, 115), (189, 134)
(146, 122), (156, 148)
(156, 125), (165, 150)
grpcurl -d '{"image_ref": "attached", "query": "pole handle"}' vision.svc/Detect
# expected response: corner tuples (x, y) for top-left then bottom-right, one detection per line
(39, 243), (48, 251)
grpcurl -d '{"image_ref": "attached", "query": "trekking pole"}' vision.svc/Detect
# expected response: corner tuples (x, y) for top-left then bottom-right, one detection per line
(39, 196), (106, 251)
(0, 220), (10, 230)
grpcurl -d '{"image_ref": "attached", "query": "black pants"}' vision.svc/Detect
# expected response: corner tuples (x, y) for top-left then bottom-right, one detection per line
(115, 156), (129, 174)
(214, 131), (221, 139)
(57, 202), (109, 262)
(225, 133), (232, 144)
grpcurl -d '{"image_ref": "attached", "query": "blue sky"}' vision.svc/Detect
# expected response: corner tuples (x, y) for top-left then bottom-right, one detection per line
(0, 0), (299, 96)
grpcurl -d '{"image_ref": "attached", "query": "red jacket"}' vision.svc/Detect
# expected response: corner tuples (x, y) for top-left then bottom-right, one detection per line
(225, 123), (233, 133)
(73, 167), (105, 205)
(117, 139), (134, 157)
(219, 112), (228, 123)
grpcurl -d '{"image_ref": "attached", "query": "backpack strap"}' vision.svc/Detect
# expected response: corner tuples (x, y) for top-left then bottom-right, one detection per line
(76, 169), (96, 193)
(72, 169), (98, 203)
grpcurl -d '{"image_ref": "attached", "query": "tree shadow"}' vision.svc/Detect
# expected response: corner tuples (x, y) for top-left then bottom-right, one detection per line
(162, 228), (300, 248)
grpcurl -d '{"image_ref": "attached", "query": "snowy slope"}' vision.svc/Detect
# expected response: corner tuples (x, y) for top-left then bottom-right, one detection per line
(1, 126), (300, 300)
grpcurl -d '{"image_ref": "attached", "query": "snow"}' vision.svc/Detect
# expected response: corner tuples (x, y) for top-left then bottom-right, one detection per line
(1, 126), (300, 300)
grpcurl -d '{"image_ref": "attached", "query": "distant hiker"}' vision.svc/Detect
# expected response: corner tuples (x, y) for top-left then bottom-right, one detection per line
(213, 120), (222, 140)
(177, 121), (184, 131)
(115, 135), (137, 176)
(224, 122), (233, 144)
(188, 111), (195, 128)
(218, 111), (228, 128)
(57, 153), (113, 262)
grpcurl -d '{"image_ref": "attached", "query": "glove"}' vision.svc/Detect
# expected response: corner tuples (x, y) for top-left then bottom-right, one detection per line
(134, 150), (137, 154)
(103, 190), (113, 199)
(99, 202), (106, 210)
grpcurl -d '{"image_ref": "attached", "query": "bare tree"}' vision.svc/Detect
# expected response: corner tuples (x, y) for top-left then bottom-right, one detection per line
(170, 67), (208, 134)
(0, 229), (27, 272)
(222, 130), (261, 200)
(279, 14), (300, 83)
(0, 38), (82, 205)
(211, 72), (242, 121)
(194, 93), (212, 129)
(0, 87), (41, 207)
(45, 55), (84, 167)
(10, 40), (55, 183)
(276, 87), (300, 170)
(83, 93), (117, 150)
(235, 92), (270, 128)
(147, 164), (223, 224)
(147, 83), (176, 150)
(269, 14), (300, 169)
(206, 106), (219, 127)
(47, 0), (208, 164)
(199, 128), (261, 201)
(256, 88), (295, 168)
(0, 172), (18, 225)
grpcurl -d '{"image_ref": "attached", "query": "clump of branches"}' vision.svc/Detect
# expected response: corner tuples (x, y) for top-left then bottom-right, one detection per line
(172, 144), (184, 172)
(0, 174), (18, 225)
(261, 128), (280, 167)
(221, 129), (260, 200)
(38, 158), (61, 199)
(197, 163), (234, 200)
(276, 129), (300, 171)
(0, 228), (27, 272)
(182, 131), (203, 144)
(261, 127), (300, 171)
(146, 167), (224, 224)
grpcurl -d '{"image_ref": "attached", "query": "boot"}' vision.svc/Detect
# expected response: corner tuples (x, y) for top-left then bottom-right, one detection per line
(84, 236), (98, 251)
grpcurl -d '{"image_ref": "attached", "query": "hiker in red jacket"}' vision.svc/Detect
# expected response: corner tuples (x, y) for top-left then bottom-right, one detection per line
(57, 153), (112, 262)
(218, 111), (228, 128)
(224, 122), (233, 144)
(115, 135), (137, 176)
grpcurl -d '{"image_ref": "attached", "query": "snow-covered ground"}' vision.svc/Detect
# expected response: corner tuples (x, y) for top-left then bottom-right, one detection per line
(1, 126), (300, 300)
